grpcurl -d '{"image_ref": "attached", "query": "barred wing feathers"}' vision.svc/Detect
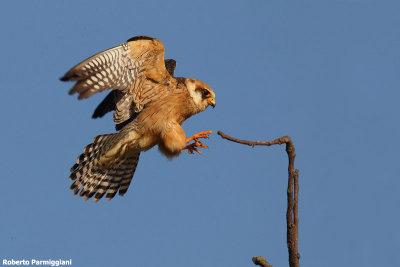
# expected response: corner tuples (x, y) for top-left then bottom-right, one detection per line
(91, 58), (177, 120)
(61, 43), (135, 99)
(61, 36), (174, 124)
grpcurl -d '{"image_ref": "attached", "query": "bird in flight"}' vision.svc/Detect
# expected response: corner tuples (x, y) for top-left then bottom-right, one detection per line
(61, 36), (216, 202)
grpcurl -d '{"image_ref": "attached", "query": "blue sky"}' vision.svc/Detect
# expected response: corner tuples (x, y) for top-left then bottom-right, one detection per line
(1, 1), (399, 266)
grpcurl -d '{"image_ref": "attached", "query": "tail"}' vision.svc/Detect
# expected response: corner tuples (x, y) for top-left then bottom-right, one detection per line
(69, 133), (140, 202)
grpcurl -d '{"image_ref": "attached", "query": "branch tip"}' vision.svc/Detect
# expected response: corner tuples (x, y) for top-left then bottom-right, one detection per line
(219, 131), (300, 267)
(252, 256), (273, 267)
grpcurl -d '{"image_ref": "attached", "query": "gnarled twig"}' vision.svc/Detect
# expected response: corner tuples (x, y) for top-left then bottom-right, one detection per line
(218, 131), (300, 267)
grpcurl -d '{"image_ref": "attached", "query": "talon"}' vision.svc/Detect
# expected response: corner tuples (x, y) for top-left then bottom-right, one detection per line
(186, 130), (213, 143)
(184, 131), (212, 155)
(195, 141), (208, 149)
(185, 142), (202, 154)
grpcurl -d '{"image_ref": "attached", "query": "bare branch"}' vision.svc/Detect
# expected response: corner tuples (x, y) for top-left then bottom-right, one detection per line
(217, 131), (289, 147)
(217, 131), (300, 267)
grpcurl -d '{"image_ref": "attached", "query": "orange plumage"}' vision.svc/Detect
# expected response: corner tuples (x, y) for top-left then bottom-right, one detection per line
(61, 36), (215, 202)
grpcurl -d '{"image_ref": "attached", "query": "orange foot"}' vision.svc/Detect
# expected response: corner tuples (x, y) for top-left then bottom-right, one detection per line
(184, 130), (213, 154)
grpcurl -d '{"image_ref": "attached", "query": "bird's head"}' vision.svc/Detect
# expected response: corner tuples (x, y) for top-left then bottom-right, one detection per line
(185, 79), (216, 112)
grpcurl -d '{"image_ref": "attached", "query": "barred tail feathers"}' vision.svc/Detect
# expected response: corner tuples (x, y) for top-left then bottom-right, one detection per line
(69, 133), (140, 202)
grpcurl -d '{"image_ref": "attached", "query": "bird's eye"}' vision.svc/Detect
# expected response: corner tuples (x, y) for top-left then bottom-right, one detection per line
(202, 89), (211, 98)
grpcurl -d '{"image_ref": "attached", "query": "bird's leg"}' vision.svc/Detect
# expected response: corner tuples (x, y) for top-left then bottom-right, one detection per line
(184, 130), (213, 154)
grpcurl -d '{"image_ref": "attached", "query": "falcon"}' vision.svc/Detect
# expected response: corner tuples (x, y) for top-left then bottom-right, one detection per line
(61, 36), (216, 202)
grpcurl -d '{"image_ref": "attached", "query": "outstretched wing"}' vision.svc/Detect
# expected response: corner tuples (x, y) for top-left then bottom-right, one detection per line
(91, 58), (177, 122)
(61, 36), (175, 124)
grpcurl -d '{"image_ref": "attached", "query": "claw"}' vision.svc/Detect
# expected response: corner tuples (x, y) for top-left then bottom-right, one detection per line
(185, 130), (213, 143)
(184, 131), (212, 154)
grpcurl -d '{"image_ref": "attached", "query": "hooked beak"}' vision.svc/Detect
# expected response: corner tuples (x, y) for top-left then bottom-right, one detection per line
(208, 97), (216, 108)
